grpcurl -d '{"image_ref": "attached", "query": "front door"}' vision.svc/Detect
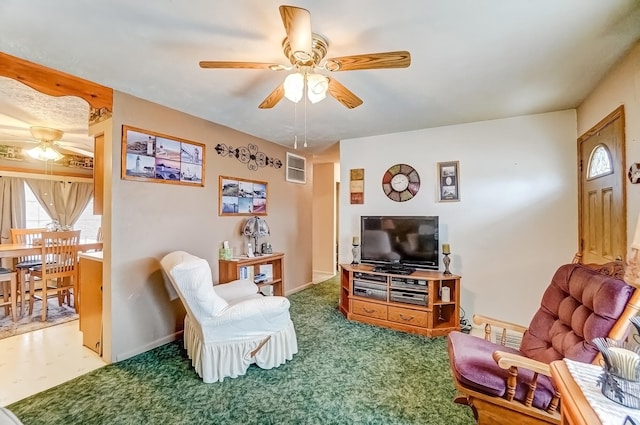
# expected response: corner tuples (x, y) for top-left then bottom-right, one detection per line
(578, 106), (626, 264)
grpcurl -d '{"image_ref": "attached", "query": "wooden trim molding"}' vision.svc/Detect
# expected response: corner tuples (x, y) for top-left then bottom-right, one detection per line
(0, 52), (113, 123)
(577, 105), (624, 143)
(0, 164), (92, 180)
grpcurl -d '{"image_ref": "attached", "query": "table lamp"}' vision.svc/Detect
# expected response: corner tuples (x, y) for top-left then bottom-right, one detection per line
(242, 216), (270, 256)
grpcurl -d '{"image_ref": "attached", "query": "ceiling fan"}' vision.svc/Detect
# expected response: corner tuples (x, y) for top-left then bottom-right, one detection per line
(0, 126), (93, 160)
(199, 5), (411, 109)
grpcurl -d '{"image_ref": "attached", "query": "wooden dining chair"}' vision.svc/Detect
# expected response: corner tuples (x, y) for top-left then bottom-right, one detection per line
(0, 268), (18, 321)
(10, 227), (46, 315)
(92, 227), (104, 252)
(28, 230), (81, 321)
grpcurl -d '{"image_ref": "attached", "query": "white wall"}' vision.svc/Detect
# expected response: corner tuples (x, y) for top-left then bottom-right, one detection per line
(340, 110), (578, 327)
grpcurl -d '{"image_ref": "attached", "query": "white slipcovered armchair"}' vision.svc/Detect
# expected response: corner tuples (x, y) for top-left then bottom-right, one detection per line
(160, 251), (298, 383)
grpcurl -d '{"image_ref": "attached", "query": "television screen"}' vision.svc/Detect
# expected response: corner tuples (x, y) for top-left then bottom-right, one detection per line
(360, 215), (439, 271)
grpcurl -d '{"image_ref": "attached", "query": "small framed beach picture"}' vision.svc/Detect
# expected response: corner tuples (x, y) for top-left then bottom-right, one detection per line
(219, 176), (268, 216)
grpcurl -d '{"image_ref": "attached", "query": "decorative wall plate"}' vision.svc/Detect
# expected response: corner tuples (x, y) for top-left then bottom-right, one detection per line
(382, 163), (420, 202)
(629, 163), (640, 184)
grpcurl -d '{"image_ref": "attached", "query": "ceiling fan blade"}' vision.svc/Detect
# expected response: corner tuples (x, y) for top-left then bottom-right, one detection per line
(324, 51), (411, 72)
(279, 5), (312, 58)
(57, 145), (93, 158)
(199, 61), (287, 71)
(258, 83), (285, 109)
(327, 78), (363, 109)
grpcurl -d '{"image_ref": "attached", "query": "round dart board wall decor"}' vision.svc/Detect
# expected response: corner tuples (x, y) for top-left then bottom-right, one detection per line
(382, 163), (420, 202)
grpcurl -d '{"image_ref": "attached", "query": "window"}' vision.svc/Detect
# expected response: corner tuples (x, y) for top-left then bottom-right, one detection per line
(24, 182), (102, 240)
(587, 144), (613, 179)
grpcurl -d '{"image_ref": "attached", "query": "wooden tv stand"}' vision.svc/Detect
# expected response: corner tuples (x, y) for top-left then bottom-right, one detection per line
(339, 264), (460, 337)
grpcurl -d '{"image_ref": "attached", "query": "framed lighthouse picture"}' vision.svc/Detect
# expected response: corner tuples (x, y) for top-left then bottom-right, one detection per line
(122, 125), (205, 187)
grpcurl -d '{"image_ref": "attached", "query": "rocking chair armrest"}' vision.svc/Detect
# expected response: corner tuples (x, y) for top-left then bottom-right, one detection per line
(473, 314), (528, 334)
(492, 350), (552, 377)
(492, 351), (559, 410)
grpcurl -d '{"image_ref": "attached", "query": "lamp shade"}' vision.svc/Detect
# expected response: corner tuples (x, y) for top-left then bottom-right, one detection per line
(306, 73), (329, 103)
(242, 216), (270, 256)
(242, 216), (270, 238)
(307, 74), (329, 103)
(283, 73), (304, 103)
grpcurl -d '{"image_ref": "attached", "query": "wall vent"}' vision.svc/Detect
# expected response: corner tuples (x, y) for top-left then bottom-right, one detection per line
(286, 152), (306, 184)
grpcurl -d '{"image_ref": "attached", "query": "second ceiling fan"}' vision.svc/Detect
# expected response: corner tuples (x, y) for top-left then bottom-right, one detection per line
(199, 5), (411, 109)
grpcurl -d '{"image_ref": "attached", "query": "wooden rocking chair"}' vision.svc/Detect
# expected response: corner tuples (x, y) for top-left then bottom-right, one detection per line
(447, 258), (640, 425)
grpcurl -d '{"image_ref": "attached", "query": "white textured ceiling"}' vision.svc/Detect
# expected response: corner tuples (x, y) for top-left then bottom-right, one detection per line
(0, 78), (92, 156)
(1, 0), (640, 155)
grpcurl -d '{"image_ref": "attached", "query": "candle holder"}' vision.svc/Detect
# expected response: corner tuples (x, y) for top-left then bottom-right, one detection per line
(443, 253), (452, 275)
(351, 243), (361, 265)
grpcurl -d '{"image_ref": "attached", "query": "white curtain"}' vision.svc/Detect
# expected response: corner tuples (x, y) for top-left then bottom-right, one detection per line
(61, 182), (94, 226)
(0, 177), (26, 244)
(25, 178), (64, 224)
(25, 179), (93, 228)
(0, 177), (26, 268)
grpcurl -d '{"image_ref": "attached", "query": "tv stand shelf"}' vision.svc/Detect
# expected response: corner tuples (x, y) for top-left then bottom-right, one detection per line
(339, 264), (460, 337)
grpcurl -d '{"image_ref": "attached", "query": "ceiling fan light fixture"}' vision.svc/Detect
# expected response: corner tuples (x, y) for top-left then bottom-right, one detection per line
(27, 142), (63, 161)
(283, 72), (304, 103)
(307, 73), (329, 103)
(29, 126), (64, 142)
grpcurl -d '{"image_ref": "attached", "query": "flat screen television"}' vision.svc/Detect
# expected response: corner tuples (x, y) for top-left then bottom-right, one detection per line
(360, 215), (439, 271)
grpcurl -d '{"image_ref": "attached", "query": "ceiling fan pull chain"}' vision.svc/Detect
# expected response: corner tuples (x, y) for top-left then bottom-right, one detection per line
(304, 85), (308, 148)
(293, 101), (298, 149)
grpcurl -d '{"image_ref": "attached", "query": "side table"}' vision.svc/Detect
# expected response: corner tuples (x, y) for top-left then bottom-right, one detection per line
(550, 360), (602, 425)
(551, 359), (640, 425)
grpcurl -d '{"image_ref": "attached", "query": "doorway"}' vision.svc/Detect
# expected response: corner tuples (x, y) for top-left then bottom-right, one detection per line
(0, 53), (112, 357)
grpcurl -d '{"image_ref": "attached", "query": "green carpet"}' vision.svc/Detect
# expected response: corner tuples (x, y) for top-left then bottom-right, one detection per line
(8, 276), (474, 425)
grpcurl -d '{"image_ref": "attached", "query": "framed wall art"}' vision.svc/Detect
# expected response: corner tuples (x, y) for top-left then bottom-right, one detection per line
(350, 168), (364, 204)
(122, 125), (205, 186)
(219, 176), (268, 216)
(437, 161), (460, 202)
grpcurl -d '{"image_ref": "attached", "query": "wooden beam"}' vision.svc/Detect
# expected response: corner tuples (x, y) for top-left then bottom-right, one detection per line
(0, 52), (113, 112)
(0, 164), (92, 179)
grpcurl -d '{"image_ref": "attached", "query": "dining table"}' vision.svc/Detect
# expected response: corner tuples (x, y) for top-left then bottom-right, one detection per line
(0, 240), (103, 258)
(0, 239), (103, 317)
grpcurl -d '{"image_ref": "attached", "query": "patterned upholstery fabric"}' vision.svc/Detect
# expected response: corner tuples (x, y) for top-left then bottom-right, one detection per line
(520, 263), (634, 364)
(448, 263), (635, 410)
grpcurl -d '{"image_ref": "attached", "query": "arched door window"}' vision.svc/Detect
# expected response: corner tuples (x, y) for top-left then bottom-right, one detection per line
(587, 144), (613, 180)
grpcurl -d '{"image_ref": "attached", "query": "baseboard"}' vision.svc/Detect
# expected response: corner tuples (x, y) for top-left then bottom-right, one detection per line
(115, 330), (183, 362)
(285, 281), (314, 296)
(312, 271), (336, 284)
